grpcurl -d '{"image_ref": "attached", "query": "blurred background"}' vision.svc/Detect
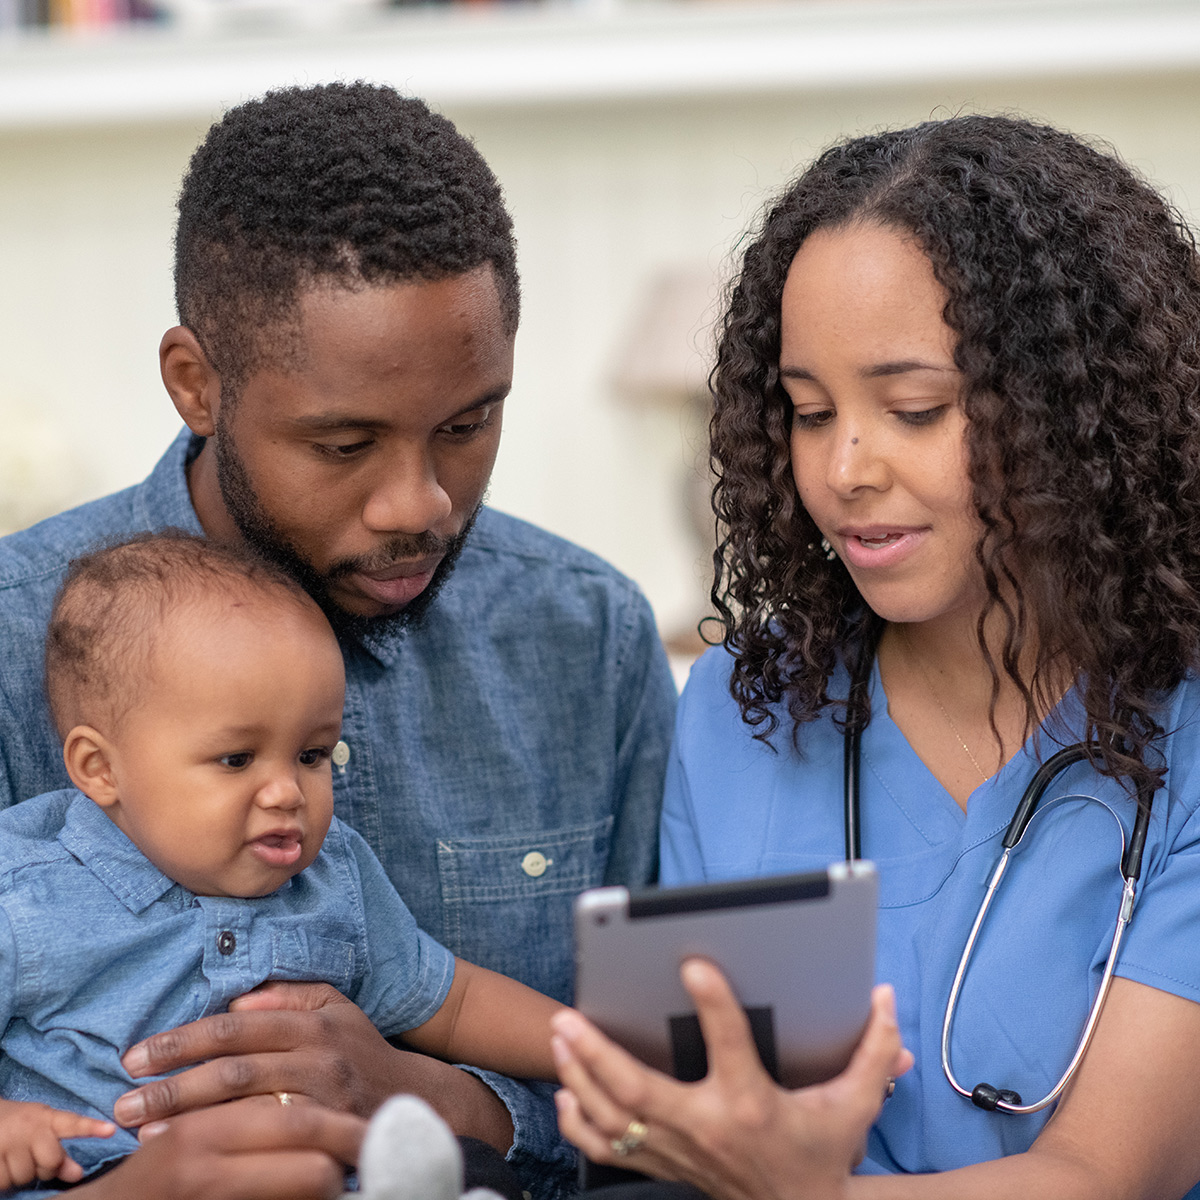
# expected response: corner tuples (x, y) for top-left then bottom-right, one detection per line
(2, 0), (1199, 670)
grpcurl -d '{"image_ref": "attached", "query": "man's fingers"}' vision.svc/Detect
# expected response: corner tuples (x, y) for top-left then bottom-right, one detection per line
(123, 1009), (308, 1079)
(228, 981), (347, 1014)
(155, 1097), (364, 1162)
(116, 1049), (306, 1126)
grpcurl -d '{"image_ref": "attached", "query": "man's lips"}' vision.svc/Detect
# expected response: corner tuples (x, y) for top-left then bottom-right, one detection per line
(250, 831), (304, 867)
(835, 527), (928, 571)
(344, 556), (443, 609)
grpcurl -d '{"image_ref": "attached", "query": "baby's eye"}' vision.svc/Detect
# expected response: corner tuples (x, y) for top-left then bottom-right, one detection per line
(299, 747), (331, 767)
(219, 752), (253, 770)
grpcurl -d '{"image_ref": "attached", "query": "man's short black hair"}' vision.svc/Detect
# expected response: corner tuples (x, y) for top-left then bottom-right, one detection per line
(175, 81), (520, 392)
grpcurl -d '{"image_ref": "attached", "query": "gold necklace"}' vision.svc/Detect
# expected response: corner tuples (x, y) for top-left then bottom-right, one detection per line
(902, 631), (993, 784)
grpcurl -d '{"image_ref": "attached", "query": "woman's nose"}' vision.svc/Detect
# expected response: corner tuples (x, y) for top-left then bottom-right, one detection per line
(827, 427), (889, 496)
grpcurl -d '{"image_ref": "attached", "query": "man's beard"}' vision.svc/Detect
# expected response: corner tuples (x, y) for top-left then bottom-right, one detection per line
(213, 422), (478, 642)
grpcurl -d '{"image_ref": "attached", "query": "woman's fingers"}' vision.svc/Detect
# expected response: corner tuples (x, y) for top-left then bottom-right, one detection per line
(830, 985), (909, 1117)
(551, 1009), (666, 1122)
(553, 1084), (621, 1164)
(680, 958), (771, 1089)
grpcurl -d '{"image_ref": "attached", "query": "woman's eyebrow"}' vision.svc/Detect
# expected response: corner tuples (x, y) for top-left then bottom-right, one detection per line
(779, 359), (956, 381)
(863, 359), (957, 378)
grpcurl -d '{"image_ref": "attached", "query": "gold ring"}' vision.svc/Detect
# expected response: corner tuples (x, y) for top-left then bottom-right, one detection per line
(610, 1118), (648, 1157)
(275, 1092), (294, 1107)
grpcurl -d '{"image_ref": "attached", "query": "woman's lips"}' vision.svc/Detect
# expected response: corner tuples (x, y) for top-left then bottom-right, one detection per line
(836, 528), (928, 571)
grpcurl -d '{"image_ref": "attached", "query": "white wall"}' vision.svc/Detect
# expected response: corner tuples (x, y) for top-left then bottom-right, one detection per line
(3, 3), (1200, 638)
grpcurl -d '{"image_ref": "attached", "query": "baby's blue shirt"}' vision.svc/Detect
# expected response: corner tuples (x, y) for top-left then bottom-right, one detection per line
(0, 789), (455, 1190)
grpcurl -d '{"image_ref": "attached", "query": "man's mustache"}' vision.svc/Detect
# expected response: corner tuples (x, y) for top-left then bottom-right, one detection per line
(326, 532), (459, 580)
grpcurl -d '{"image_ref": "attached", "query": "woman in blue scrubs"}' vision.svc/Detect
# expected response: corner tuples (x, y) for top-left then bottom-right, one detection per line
(553, 115), (1200, 1198)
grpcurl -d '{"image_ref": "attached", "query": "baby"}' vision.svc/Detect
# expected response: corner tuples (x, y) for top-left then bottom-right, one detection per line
(0, 532), (563, 1195)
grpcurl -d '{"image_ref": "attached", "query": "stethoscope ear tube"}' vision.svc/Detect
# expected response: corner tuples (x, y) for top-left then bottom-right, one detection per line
(1002, 744), (1094, 849)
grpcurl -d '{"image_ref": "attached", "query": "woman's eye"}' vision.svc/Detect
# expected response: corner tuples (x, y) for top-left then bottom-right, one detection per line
(219, 752), (253, 770)
(299, 747), (331, 767)
(792, 408), (834, 430)
(895, 406), (947, 427)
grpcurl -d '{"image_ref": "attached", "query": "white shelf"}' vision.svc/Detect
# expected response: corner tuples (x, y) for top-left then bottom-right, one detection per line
(2, 0), (1200, 129)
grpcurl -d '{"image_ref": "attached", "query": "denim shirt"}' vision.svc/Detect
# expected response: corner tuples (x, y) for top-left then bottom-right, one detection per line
(0, 791), (455, 1195)
(0, 430), (677, 1198)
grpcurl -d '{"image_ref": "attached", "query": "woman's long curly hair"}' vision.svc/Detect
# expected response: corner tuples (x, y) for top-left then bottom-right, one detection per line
(710, 114), (1200, 796)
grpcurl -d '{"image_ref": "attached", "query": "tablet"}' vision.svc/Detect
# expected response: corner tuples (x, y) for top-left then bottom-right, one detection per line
(573, 861), (878, 1090)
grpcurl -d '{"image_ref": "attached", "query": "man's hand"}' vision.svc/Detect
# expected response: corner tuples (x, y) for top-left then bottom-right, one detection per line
(82, 1096), (363, 1200)
(114, 982), (515, 1152)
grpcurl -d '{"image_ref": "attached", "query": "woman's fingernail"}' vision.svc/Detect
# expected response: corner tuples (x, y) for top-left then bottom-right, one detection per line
(139, 1121), (168, 1140)
(551, 1035), (572, 1066)
(551, 1010), (584, 1041)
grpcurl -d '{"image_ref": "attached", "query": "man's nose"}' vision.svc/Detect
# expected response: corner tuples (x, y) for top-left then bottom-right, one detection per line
(362, 447), (453, 534)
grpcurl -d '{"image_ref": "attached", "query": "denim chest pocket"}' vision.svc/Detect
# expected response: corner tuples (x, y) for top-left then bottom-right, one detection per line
(270, 929), (356, 994)
(436, 815), (613, 1003)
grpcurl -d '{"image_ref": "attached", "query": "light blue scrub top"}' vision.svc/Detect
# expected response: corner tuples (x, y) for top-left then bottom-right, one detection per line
(661, 647), (1200, 1191)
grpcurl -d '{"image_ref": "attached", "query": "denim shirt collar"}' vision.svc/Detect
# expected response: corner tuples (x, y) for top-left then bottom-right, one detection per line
(147, 430), (410, 669)
(58, 792), (177, 915)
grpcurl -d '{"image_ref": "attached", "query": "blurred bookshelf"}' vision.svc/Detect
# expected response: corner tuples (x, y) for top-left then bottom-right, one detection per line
(1, 0), (1200, 128)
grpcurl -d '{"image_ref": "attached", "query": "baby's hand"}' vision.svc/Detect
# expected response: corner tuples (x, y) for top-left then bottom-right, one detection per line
(0, 1098), (115, 1188)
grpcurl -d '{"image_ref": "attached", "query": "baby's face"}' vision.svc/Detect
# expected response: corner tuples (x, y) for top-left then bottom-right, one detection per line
(99, 593), (345, 897)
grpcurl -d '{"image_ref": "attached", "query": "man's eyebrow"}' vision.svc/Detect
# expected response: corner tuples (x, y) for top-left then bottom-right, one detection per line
(287, 393), (508, 433)
(778, 360), (955, 381)
(287, 414), (389, 433)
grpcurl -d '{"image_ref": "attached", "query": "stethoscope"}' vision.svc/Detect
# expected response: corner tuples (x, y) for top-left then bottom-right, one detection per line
(842, 656), (1157, 1116)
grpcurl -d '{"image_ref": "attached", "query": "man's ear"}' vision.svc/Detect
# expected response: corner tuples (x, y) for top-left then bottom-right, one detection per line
(63, 725), (120, 808)
(160, 326), (222, 438)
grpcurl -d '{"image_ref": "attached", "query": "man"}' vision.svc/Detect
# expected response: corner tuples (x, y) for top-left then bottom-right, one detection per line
(0, 82), (676, 1199)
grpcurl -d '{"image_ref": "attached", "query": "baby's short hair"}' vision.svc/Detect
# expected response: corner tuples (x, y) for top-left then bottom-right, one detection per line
(45, 531), (322, 738)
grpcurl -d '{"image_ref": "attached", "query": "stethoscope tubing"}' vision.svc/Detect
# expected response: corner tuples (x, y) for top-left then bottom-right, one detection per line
(843, 674), (1156, 1116)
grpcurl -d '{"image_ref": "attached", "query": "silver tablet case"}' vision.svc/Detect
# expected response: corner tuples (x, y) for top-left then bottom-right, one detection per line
(574, 861), (877, 1089)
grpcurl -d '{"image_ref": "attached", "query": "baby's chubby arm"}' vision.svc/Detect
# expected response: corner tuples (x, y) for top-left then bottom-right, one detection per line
(401, 958), (565, 1081)
(0, 1097), (115, 1189)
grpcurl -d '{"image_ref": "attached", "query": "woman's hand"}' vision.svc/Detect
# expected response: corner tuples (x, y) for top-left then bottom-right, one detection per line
(552, 960), (912, 1200)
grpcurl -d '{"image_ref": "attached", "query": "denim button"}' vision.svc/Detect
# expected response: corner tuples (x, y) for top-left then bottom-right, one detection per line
(217, 931), (236, 955)
(332, 741), (350, 768)
(521, 851), (550, 878)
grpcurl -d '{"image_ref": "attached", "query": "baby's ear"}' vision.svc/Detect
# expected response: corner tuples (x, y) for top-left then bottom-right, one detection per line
(63, 726), (119, 808)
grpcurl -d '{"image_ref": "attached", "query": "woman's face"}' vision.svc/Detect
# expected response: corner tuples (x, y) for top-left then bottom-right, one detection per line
(781, 221), (983, 630)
